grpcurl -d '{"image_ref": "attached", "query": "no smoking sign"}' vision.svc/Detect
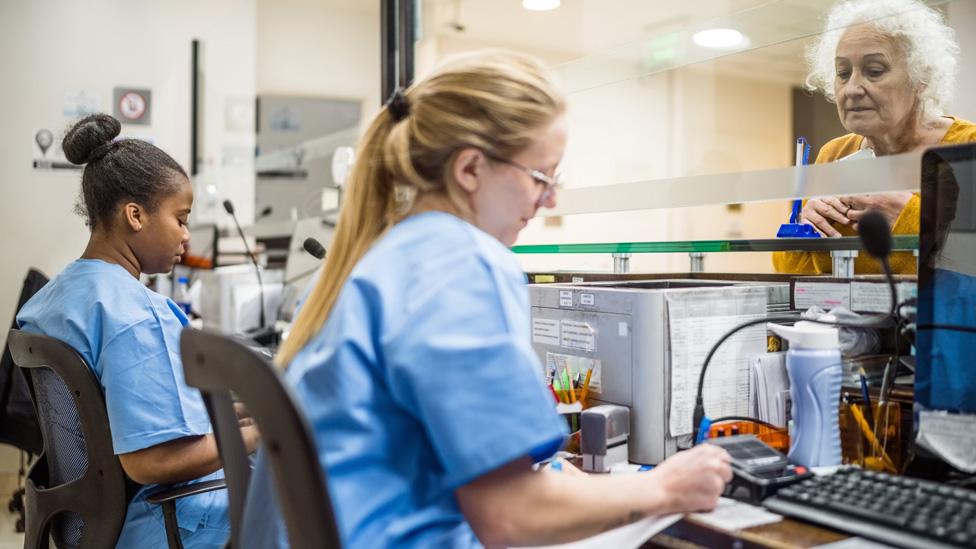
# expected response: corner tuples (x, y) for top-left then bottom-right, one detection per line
(113, 87), (152, 125)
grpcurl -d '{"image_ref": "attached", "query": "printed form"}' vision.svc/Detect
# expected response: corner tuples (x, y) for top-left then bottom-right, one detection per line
(667, 286), (768, 437)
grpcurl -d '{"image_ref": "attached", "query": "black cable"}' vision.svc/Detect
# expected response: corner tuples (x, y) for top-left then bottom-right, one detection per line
(692, 312), (897, 443)
(916, 323), (976, 334)
(708, 415), (783, 432)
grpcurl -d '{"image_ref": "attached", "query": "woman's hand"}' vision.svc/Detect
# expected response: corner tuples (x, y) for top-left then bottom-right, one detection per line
(801, 197), (855, 237)
(645, 444), (732, 514)
(842, 192), (913, 229)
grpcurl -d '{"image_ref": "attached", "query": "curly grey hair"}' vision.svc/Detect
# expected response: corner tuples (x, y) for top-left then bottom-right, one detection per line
(806, 0), (959, 120)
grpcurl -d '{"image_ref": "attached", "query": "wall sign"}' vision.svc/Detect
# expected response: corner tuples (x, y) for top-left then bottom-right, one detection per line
(113, 87), (152, 125)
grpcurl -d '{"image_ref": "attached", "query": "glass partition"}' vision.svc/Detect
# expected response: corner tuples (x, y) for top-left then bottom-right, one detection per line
(410, 0), (973, 275)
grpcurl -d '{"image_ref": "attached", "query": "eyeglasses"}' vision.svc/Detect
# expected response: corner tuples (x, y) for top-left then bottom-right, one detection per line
(484, 153), (563, 205)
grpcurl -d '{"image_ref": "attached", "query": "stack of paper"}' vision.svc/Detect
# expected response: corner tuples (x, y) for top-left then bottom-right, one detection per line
(749, 352), (790, 428)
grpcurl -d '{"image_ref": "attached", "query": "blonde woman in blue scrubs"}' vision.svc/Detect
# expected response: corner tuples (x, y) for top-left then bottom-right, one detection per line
(244, 51), (732, 548)
(18, 114), (258, 548)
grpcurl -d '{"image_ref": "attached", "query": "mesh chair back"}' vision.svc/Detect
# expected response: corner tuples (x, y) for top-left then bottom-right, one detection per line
(31, 367), (88, 547)
(7, 330), (130, 549)
(180, 329), (340, 549)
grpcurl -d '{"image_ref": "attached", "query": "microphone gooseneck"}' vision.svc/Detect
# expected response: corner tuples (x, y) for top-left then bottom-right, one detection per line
(223, 199), (266, 329)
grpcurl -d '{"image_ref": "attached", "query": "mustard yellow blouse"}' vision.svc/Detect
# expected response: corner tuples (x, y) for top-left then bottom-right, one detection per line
(772, 117), (976, 275)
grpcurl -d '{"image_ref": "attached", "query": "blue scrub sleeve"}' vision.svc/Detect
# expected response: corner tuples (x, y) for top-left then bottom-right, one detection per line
(385, 257), (567, 490)
(98, 319), (212, 454)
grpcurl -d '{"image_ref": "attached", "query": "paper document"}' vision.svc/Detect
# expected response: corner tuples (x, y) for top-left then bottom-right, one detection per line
(691, 497), (782, 530)
(813, 537), (894, 548)
(667, 287), (768, 437)
(916, 410), (976, 473)
(517, 514), (680, 549)
(749, 352), (789, 427)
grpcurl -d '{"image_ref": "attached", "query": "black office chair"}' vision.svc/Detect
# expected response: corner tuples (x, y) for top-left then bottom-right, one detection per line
(7, 329), (225, 549)
(180, 328), (341, 549)
(1, 268), (48, 533)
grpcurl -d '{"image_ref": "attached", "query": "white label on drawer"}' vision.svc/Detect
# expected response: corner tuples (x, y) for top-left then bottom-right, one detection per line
(618, 322), (629, 337)
(560, 320), (596, 352)
(532, 318), (560, 346)
(559, 290), (573, 307)
(580, 293), (595, 306)
(571, 276), (584, 283)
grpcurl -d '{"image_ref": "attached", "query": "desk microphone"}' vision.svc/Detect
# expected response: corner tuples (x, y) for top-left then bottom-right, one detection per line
(302, 237), (326, 260)
(223, 199), (267, 331)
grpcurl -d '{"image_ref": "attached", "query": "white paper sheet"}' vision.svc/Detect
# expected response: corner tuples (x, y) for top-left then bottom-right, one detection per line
(749, 352), (789, 428)
(667, 287), (768, 436)
(516, 514), (681, 549)
(794, 282), (851, 310)
(916, 410), (976, 473)
(812, 537), (894, 548)
(691, 497), (783, 530)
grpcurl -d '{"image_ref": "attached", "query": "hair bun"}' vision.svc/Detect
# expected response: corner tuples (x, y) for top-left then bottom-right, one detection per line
(62, 113), (122, 165)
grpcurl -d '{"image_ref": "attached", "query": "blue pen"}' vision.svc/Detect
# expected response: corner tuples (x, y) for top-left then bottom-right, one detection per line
(858, 369), (875, 432)
(789, 137), (811, 223)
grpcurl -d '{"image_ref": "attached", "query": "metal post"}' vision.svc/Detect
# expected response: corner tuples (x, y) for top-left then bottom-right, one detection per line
(831, 250), (859, 278)
(689, 252), (706, 273)
(612, 253), (631, 274)
(398, 0), (415, 88)
(380, 0), (397, 102)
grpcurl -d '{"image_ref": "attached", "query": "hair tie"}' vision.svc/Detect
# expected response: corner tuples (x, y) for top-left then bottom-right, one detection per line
(86, 141), (115, 164)
(386, 87), (411, 122)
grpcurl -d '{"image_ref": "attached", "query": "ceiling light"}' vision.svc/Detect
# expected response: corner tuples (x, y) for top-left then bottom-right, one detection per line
(522, 0), (560, 11)
(692, 28), (745, 49)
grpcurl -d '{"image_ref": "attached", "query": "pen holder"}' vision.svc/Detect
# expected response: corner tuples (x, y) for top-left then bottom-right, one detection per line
(839, 401), (901, 473)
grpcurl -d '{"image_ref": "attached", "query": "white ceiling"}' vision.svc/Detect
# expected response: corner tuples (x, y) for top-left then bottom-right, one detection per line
(273, 0), (852, 87)
(418, 0), (834, 85)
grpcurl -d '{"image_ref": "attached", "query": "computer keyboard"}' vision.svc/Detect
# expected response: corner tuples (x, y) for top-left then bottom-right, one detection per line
(763, 466), (976, 549)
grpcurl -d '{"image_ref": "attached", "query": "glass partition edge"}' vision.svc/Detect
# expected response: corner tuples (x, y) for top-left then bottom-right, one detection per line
(545, 151), (924, 217)
(512, 235), (918, 254)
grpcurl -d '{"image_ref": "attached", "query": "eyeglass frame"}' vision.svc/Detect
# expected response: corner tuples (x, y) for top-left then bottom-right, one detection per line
(482, 152), (563, 206)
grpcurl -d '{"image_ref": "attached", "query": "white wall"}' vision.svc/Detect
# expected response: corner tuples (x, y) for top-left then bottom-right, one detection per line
(0, 0), (256, 471)
(256, 0), (380, 113)
(947, 0), (976, 122)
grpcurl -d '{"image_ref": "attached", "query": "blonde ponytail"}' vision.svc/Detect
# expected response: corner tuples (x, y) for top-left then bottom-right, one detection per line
(276, 49), (565, 367)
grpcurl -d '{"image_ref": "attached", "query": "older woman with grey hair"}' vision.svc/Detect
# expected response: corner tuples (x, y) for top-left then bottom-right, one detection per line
(774, 0), (976, 275)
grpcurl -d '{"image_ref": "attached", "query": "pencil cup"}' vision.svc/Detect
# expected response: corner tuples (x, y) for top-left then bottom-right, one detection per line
(839, 401), (901, 473)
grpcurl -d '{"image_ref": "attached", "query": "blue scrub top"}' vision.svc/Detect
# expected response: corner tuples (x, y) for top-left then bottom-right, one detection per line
(242, 211), (567, 548)
(17, 259), (228, 549)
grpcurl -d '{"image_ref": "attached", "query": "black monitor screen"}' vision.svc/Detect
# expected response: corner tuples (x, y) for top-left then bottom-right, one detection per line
(917, 143), (976, 414)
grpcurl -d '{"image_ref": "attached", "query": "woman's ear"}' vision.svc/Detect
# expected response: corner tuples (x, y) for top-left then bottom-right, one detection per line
(451, 147), (484, 194)
(123, 202), (144, 232)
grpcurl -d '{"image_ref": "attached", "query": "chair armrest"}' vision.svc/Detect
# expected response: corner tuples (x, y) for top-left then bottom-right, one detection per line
(145, 478), (227, 505)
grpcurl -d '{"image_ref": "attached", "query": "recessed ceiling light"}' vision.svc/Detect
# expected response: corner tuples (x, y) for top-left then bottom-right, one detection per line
(692, 28), (746, 49)
(522, 0), (560, 11)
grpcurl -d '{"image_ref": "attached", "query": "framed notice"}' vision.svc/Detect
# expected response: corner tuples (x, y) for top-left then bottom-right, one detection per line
(113, 87), (152, 125)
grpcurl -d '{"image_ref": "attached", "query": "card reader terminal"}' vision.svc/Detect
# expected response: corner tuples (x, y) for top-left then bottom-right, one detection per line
(706, 435), (813, 504)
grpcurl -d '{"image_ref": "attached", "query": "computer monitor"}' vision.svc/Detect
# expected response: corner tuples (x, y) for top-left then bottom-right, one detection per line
(915, 143), (976, 471)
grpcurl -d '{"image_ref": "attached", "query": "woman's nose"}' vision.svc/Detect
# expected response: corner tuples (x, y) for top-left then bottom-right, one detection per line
(842, 73), (866, 97)
(541, 186), (558, 209)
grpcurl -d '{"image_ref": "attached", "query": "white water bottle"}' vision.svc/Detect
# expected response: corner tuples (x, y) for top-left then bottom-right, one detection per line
(767, 321), (842, 467)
